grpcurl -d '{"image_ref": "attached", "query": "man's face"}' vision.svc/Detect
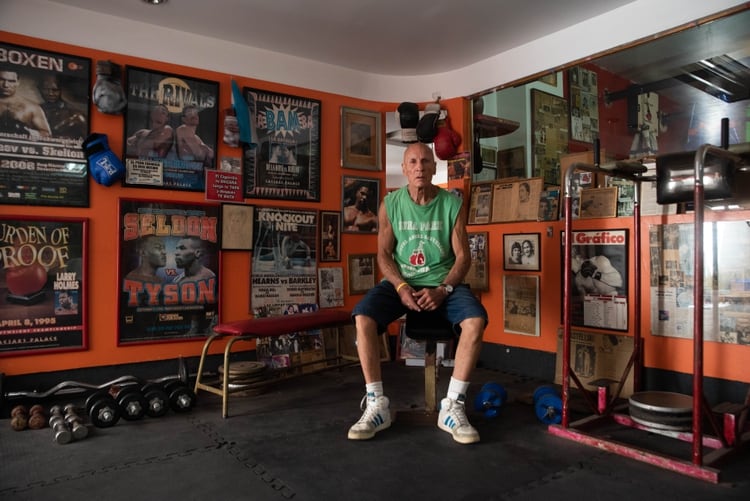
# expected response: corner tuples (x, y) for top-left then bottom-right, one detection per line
(0, 71), (20, 98)
(523, 242), (532, 255)
(174, 239), (198, 268)
(150, 106), (169, 127)
(355, 186), (370, 209)
(402, 144), (436, 189)
(182, 108), (199, 126)
(40, 77), (62, 103)
(144, 238), (167, 267)
(59, 292), (72, 308)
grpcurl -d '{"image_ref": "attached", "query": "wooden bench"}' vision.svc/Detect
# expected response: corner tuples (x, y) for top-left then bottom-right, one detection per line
(194, 309), (352, 417)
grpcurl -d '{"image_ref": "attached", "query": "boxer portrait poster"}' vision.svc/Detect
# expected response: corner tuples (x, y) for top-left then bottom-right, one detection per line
(122, 67), (219, 192)
(0, 42), (91, 207)
(0, 216), (88, 356)
(117, 199), (220, 345)
(242, 87), (321, 201)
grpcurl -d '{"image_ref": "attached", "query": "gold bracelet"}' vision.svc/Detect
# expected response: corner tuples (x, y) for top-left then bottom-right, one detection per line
(396, 282), (408, 293)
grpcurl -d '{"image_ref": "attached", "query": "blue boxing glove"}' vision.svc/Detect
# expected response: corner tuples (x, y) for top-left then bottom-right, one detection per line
(82, 133), (125, 186)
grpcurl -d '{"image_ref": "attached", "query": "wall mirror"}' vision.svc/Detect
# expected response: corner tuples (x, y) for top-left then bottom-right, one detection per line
(470, 7), (750, 195)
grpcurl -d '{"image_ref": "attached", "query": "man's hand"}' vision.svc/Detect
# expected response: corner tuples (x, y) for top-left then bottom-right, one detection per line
(579, 259), (598, 278)
(412, 287), (447, 311)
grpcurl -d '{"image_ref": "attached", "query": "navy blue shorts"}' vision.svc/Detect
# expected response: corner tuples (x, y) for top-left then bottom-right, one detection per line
(351, 281), (488, 335)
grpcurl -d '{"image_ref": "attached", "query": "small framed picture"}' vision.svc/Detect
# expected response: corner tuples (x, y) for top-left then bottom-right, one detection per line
(320, 211), (341, 262)
(341, 107), (382, 171)
(504, 233), (541, 271)
(466, 232), (489, 291)
(348, 253), (377, 295)
(342, 176), (380, 233)
(220, 203), (254, 251)
(578, 187), (618, 219)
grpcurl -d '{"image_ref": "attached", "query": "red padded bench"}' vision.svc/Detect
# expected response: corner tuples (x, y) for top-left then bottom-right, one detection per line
(194, 309), (352, 417)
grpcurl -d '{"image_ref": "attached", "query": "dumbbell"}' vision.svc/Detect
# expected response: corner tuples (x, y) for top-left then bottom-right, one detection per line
(533, 385), (562, 424)
(85, 390), (121, 428)
(163, 380), (197, 413)
(49, 405), (73, 444)
(112, 385), (147, 421)
(63, 403), (89, 440)
(28, 404), (47, 430)
(141, 383), (169, 418)
(10, 405), (29, 431)
(473, 382), (507, 418)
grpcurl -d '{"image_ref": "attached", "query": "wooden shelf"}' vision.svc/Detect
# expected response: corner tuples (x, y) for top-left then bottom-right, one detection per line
(474, 114), (520, 138)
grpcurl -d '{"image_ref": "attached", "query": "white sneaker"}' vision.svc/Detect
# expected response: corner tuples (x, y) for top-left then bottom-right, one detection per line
(347, 395), (391, 440)
(438, 397), (480, 444)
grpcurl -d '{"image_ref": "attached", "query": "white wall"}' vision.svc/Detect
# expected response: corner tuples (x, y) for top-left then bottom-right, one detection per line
(2, 0), (746, 102)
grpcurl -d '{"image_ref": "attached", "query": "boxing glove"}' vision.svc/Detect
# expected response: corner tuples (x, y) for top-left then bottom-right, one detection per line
(434, 121), (461, 160)
(397, 102), (419, 143)
(92, 60), (127, 115)
(82, 133), (125, 186)
(417, 102), (441, 143)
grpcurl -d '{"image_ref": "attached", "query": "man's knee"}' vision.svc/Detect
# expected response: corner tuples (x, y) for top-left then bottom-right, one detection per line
(459, 317), (486, 342)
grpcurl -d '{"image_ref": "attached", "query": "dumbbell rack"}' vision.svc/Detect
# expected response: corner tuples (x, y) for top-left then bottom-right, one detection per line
(548, 141), (750, 483)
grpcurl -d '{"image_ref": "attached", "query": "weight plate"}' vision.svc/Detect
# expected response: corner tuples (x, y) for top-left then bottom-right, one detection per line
(219, 361), (267, 377)
(628, 391), (693, 413)
(88, 396), (121, 428)
(168, 384), (196, 413)
(533, 385), (558, 403)
(118, 389), (147, 421)
(535, 393), (562, 424)
(142, 386), (170, 418)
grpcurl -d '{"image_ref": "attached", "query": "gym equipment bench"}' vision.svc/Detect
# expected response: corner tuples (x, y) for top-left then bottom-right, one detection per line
(194, 309), (352, 418)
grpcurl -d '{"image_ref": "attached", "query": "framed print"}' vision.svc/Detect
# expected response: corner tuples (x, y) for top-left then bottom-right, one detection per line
(491, 177), (544, 222)
(480, 145), (497, 167)
(243, 87), (321, 201)
(467, 182), (493, 224)
(503, 275), (540, 336)
(348, 253), (377, 295)
(123, 67), (219, 191)
(341, 107), (381, 171)
(0, 42), (91, 207)
(320, 211), (341, 262)
(504, 233), (541, 271)
(117, 199), (220, 345)
(0, 216), (88, 356)
(318, 267), (344, 308)
(466, 232), (489, 291)
(531, 89), (569, 186)
(578, 187), (618, 218)
(564, 229), (628, 331)
(342, 176), (380, 233)
(568, 66), (599, 143)
(221, 203), (254, 251)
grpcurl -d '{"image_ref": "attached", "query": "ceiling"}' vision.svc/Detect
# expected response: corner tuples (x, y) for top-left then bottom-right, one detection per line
(49, 0), (636, 76)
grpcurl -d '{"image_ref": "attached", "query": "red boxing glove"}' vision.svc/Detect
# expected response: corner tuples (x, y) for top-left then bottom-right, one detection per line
(434, 122), (461, 160)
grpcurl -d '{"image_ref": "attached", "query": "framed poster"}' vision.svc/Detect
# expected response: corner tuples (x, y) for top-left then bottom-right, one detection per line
(467, 182), (493, 224)
(341, 107), (381, 171)
(348, 253), (377, 295)
(491, 177), (544, 222)
(530, 89), (569, 186)
(220, 203), (254, 251)
(243, 87), (321, 201)
(578, 187), (618, 218)
(568, 66), (600, 143)
(117, 199), (220, 344)
(0, 216), (88, 356)
(320, 210), (341, 262)
(466, 232), (489, 291)
(123, 67), (219, 191)
(564, 229), (628, 331)
(503, 275), (540, 336)
(0, 42), (91, 207)
(342, 176), (380, 233)
(504, 233), (541, 271)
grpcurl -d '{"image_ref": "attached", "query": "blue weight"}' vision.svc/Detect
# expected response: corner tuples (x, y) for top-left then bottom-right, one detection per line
(474, 382), (507, 418)
(534, 393), (562, 424)
(532, 385), (557, 403)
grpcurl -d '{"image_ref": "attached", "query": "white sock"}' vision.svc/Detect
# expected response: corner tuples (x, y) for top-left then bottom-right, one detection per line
(447, 377), (470, 403)
(366, 381), (384, 400)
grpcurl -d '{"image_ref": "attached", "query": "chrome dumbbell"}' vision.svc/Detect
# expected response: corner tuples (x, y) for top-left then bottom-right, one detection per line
(63, 403), (89, 440)
(49, 405), (72, 445)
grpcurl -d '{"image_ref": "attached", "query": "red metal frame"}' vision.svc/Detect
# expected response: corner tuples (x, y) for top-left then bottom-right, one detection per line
(551, 144), (750, 484)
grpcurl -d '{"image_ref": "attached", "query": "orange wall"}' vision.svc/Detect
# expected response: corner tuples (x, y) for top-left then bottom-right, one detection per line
(2, 31), (748, 387)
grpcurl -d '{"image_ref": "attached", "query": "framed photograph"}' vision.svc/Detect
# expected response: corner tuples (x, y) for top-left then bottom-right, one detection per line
(341, 106), (381, 171)
(578, 187), (618, 218)
(320, 211), (341, 262)
(0, 42), (91, 207)
(117, 199), (220, 345)
(466, 232), (489, 291)
(243, 87), (321, 201)
(531, 89), (569, 186)
(480, 145), (497, 167)
(564, 229), (628, 331)
(220, 203), (254, 251)
(123, 67), (219, 191)
(503, 275), (540, 336)
(0, 216), (88, 356)
(318, 267), (344, 308)
(467, 182), (493, 224)
(504, 233), (541, 271)
(348, 253), (377, 295)
(342, 176), (380, 233)
(568, 66), (600, 143)
(491, 177), (544, 222)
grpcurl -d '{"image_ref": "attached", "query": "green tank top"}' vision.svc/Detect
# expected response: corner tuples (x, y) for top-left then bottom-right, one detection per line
(384, 186), (461, 287)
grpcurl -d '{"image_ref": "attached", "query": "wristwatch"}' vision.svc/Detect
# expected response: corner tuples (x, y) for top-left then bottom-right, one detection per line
(440, 283), (454, 294)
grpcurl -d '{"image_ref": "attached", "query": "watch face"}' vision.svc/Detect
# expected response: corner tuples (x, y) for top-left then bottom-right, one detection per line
(443, 284), (453, 293)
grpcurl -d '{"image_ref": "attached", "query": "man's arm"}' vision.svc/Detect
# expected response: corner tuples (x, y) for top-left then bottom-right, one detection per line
(442, 203), (471, 287)
(375, 202), (401, 287)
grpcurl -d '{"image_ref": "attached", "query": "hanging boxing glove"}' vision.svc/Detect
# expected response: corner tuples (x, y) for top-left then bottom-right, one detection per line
(434, 119), (461, 160)
(82, 133), (125, 186)
(396, 102), (419, 143)
(417, 102), (441, 143)
(92, 60), (127, 115)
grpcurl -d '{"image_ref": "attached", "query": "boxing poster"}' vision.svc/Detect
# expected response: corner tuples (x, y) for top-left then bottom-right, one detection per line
(123, 67), (219, 191)
(0, 42), (91, 207)
(117, 199), (220, 345)
(242, 87), (321, 201)
(0, 216), (87, 356)
(565, 229), (628, 331)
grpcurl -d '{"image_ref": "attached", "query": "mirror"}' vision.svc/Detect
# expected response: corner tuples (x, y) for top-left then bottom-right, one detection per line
(471, 8), (750, 187)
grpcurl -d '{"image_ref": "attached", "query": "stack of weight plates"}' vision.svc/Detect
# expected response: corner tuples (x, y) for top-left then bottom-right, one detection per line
(218, 361), (269, 391)
(628, 391), (693, 431)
